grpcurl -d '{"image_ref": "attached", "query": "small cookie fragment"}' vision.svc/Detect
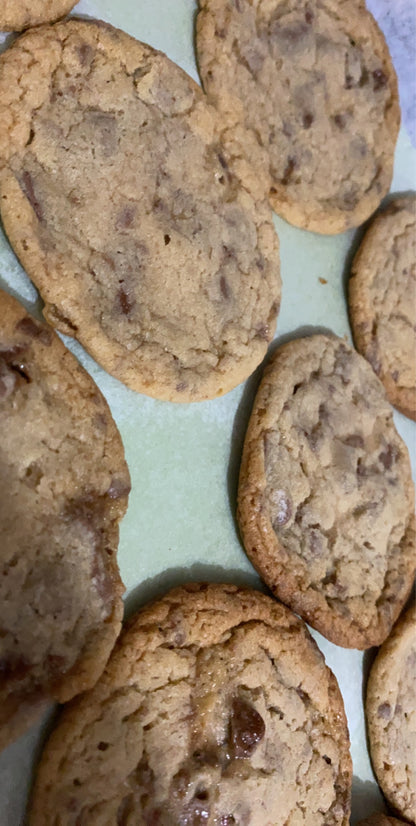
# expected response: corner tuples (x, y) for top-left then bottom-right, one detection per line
(0, 0), (77, 31)
(237, 334), (415, 649)
(349, 195), (416, 420)
(357, 815), (408, 826)
(0, 289), (130, 751)
(196, 0), (400, 233)
(366, 605), (416, 822)
(0, 19), (280, 402)
(29, 583), (352, 825)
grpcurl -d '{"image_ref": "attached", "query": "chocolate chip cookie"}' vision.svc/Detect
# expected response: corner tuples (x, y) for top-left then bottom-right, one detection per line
(237, 334), (415, 649)
(0, 0), (77, 31)
(196, 0), (400, 234)
(29, 583), (352, 825)
(357, 816), (407, 826)
(0, 289), (130, 752)
(0, 19), (280, 402)
(366, 605), (416, 822)
(349, 195), (416, 421)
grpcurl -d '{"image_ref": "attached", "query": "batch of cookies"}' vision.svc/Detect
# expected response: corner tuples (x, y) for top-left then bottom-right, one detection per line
(0, 0), (414, 823)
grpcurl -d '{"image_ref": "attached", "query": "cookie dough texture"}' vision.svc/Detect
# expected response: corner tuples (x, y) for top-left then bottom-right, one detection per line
(366, 605), (416, 823)
(0, 289), (130, 752)
(196, 0), (400, 234)
(238, 334), (415, 649)
(0, 20), (280, 402)
(349, 195), (416, 421)
(30, 583), (352, 825)
(0, 0), (77, 31)
(357, 816), (407, 826)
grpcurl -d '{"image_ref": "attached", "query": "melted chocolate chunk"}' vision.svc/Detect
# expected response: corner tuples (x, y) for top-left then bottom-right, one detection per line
(117, 287), (135, 317)
(15, 316), (52, 346)
(107, 477), (131, 500)
(230, 696), (265, 758)
(373, 68), (388, 90)
(377, 702), (391, 719)
(344, 434), (364, 449)
(21, 170), (44, 222)
(77, 43), (94, 66)
(379, 444), (398, 470)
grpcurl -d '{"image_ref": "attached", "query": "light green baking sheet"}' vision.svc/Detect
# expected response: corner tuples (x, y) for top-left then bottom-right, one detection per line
(0, 1), (415, 822)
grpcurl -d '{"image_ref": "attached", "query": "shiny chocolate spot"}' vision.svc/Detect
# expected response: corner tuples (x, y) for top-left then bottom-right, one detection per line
(220, 818), (236, 825)
(164, 234), (171, 245)
(373, 68), (388, 90)
(272, 490), (292, 528)
(230, 696), (265, 758)
(117, 287), (135, 317)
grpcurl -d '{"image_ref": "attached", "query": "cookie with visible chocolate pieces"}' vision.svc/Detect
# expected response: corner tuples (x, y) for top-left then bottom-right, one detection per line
(29, 583), (352, 825)
(0, 0), (77, 31)
(0, 289), (130, 752)
(0, 19), (280, 402)
(357, 815), (407, 826)
(349, 194), (416, 421)
(196, 0), (400, 234)
(366, 605), (416, 822)
(237, 334), (415, 649)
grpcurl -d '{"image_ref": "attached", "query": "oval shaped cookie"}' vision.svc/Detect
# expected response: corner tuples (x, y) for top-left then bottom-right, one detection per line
(366, 605), (416, 822)
(0, 289), (130, 751)
(0, 19), (280, 402)
(29, 583), (352, 824)
(349, 195), (416, 421)
(0, 0), (77, 31)
(237, 334), (415, 649)
(196, 0), (400, 234)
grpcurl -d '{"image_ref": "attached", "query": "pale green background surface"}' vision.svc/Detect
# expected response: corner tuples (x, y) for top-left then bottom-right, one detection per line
(0, 0), (415, 822)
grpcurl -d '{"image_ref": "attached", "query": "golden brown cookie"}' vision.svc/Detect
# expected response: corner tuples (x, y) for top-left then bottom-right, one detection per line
(349, 195), (416, 421)
(0, 0), (77, 31)
(196, 0), (400, 234)
(0, 19), (280, 402)
(366, 605), (416, 823)
(237, 334), (415, 649)
(29, 583), (352, 825)
(0, 289), (130, 752)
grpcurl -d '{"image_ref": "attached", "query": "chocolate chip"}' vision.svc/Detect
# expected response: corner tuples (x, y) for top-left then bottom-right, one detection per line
(305, 9), (314, 23)
(377, 702), (391, 719)
(107, 477), (131, 499)
(176, 381), (188, 393)
(0, 655), (31, 683)
(117, 287), (135, 317)
(295, 686), (309, 703)
(345, 74), (353, 90)
(15, 316), (52, 346)
(359, 66), (369, 87)
(217, 152), (229, 171)
(220, 276), (231, 299)
(333, 114), (346, 130)
(379, 444), (398, 470)
(373, 68), (388, 90)
(302, 112), (313, 129)
(21, 171), (43, 222)
(117, 795), (135, 825)
(344, 435), (364, 448)
(353, 501), (378, 517)
(230, 696), (265, 758)
(77, 43), (94, 66)
(164, 234), (171, 245)
(97, 741), (109, 751)
(220, 818), (236, 825)
(116, 206), (136, 230)
(89, 111), (118, 157)
(323, 755), (332, 764)
(133, 65), (151, 81)
(281, 156), (296, 185)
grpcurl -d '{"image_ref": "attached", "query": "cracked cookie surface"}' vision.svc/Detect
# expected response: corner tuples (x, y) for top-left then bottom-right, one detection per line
(0, 19), (280, 402)
(349, 195), (416, 421)
(29, 583), (352, 825)
(0, 0), (77, 31)
(196, 0), (400, 234)
(366, 605), (416, 823)
(237, 334), (415, 649)
(0, 289), (130, 752)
